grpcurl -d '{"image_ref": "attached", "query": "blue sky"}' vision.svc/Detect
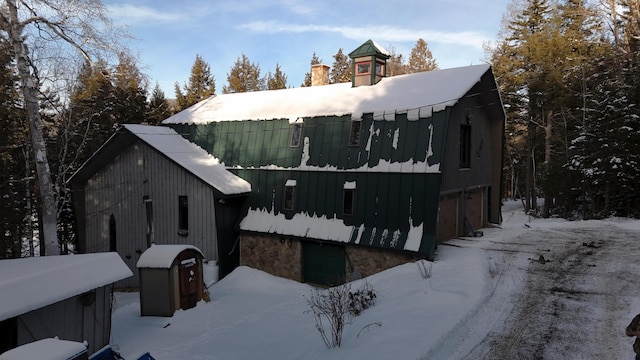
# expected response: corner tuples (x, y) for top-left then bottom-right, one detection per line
(104, 0), (512, 97)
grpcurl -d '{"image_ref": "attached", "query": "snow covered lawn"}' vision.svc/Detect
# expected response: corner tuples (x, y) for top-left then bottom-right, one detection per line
(111, 201), (640, 359)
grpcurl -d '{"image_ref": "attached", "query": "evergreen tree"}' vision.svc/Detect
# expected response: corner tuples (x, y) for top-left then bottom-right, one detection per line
(112, 52), (148, 124)
(223, 53), (264, 93)
(386, 44), (407, 76)
(147, 83), (172, 124)
(266, 63), (288, 90)
(330, 48), (351, 84)
(175, 54), (216, 111)
(301, 52), (322, 87)
(67, 60), (116, 163)
(407, 39), (438, 73)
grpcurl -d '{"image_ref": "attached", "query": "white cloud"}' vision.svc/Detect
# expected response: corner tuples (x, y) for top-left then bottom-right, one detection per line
(107, 4), (197, 25)
(238, 21), (487, 48)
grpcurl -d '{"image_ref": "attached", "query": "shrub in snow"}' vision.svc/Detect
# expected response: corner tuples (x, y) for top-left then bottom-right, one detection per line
(306, 281), (377, 348)
(348, 281), (376, 316)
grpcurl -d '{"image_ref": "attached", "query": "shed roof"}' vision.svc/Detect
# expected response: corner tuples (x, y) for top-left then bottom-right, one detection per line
(0, 253), (132, 322)
(0, 337), (87, 360)
(163, 64), (491, 125)
(137, 244), (204, 269)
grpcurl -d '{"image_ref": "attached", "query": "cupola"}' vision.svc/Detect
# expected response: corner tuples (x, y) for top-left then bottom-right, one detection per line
(348, 39), (391, 87)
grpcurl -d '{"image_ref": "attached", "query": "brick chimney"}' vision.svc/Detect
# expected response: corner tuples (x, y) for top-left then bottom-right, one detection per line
(311, 64), (330, 86)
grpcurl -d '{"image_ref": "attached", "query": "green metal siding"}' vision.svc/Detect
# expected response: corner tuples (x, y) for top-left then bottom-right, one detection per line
(168, 112), (447, 256)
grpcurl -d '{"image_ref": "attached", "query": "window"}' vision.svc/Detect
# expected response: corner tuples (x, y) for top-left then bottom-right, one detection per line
(290, 124), (302, 147)
(343, 189), (356, 215)
(284, 180), (296, 210)
(460, 124), (471, 168)
(356, 61), (371, 75)
(143, 196), (153, 247)
(178, 195), (189, 234)
(109, 215), (116, 252)
(349, 120), (362, 146)
(343, 181), (356, 215)
(375, 61), (385, 76)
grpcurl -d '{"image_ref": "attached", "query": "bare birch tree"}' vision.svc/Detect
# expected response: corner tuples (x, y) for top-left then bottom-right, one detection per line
(0, 0), (126, 255)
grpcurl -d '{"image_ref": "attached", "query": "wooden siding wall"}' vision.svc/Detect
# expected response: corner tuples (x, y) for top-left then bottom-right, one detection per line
(83, 141), (218, 288)
(435, 81), (503, 234)
(16, 286), (111, 355)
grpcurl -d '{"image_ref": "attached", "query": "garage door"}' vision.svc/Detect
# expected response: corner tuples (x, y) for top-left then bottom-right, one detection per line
(437, 193), (458, 241)
(302, 242), (345, 287)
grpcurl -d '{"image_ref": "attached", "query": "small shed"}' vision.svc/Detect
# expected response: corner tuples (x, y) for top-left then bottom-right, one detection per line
(137, 245), (205, 317)
(0, 253), (132, 355)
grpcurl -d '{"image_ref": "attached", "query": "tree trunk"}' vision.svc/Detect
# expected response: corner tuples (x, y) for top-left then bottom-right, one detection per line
(543, 109), (553, 218)
(6, 1), (59, 256)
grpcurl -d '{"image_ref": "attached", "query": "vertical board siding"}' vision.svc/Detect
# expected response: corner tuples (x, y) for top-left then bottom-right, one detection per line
(168, 111), (453, 256)
(83, 141), (218, 288)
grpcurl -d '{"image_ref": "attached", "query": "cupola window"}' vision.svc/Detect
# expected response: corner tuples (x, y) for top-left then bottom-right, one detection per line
(356, 61), (372, 75)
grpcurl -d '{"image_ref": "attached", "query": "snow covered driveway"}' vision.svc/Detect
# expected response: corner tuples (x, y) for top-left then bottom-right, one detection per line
(439, 215), (640, 359)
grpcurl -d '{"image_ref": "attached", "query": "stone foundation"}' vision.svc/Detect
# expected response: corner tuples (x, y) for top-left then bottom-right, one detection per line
(240, 233), (424, 284)
(345, 246), (422, 281)
(240, 234), (302, 281)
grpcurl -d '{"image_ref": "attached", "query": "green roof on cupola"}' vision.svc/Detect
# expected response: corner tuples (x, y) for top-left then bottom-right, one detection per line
(348, 39), (391, 59)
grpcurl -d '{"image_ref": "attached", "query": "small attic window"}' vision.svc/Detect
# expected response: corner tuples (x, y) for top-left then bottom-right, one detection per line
(290, 124), (302, 147)
(349, 120), (362, 147)
(356, 61), (371, 75)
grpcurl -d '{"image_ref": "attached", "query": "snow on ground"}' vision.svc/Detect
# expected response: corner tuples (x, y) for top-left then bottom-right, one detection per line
(111, 201), (640, 359)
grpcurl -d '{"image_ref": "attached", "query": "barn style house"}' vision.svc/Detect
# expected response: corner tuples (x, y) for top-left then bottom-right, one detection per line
(71, 40), (505, 287)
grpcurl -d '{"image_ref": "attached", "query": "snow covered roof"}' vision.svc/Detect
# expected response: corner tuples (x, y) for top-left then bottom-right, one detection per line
(163, 64), (491, 125)
(0, 338), (87, 360)
(122, 124), (251, 195)
(137, 244), (204, 269)
(0, 253), (132, 322)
